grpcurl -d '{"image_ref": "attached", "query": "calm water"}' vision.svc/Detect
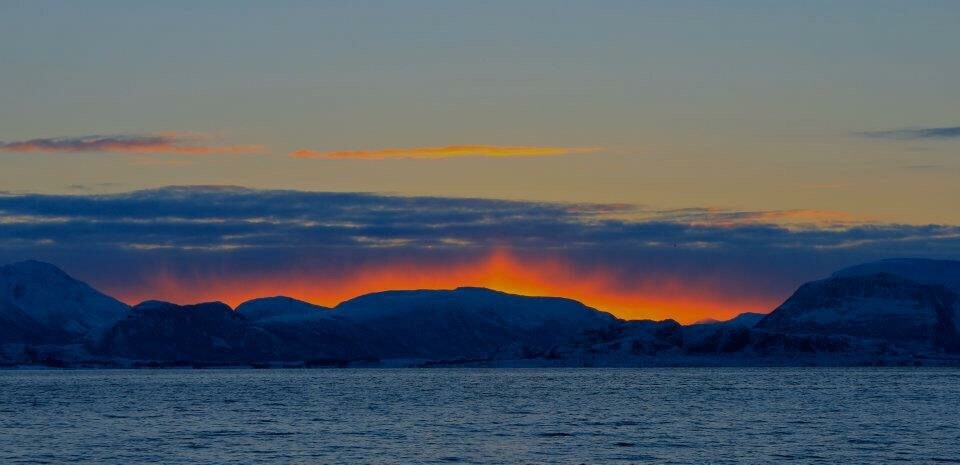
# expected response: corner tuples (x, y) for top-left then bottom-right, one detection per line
(1, 368), (959, 464)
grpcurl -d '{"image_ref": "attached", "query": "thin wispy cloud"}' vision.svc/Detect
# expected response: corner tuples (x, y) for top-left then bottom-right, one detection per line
(290, 145), (602, 160)
(0, 134), (264, 155)
(860, 126), (960, 140)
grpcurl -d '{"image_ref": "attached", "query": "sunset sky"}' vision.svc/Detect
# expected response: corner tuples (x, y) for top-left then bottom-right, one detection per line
(1, 1), (959, 322)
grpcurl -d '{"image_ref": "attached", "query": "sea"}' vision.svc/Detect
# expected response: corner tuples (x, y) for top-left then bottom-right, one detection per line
(2, 368), (958, 464)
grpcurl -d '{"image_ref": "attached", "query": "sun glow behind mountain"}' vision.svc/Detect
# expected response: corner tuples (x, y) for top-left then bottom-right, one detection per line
(109, 250), (780, 323)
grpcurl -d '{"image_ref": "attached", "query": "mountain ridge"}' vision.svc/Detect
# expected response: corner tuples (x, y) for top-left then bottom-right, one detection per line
(3, 258), (960, 367)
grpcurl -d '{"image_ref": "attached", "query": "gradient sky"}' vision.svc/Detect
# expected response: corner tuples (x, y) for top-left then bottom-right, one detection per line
(1, 1), (959, 321)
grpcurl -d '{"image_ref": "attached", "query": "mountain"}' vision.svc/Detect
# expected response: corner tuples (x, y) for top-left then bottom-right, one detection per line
(236, 296), (333, 323)
(690, 312), (766, 328)
(236, 297), (380, 361)
(0, 298), (61, 344)
(0, 260), (129, 342)
(98, 301), (281, 362)
(757, 271), (960, 353)
(4, 258), (960, 366)
(554, 260), (960, 363)
(333, 287), (618, 359)
(98, 288), (619, 363)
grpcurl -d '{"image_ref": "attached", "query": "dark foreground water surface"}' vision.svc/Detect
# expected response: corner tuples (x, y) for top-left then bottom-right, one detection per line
(2, 368), (959, 464)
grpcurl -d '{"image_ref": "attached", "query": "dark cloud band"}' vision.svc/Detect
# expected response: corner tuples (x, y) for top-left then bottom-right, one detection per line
(0, 187), (953, 251)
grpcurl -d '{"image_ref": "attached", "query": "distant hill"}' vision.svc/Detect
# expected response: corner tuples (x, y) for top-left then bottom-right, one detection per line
(3, 259), (960, 367)
(691, 312), (766, 328)
(236, 296), (380, 361)
(235, 296), (333, 323)
(334, 287), (617, 360)
(98, 301), (281, 362)
(98, 286), (619, 363)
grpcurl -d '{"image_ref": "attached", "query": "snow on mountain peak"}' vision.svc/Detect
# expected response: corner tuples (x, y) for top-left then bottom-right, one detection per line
(0, 260), (129, 338)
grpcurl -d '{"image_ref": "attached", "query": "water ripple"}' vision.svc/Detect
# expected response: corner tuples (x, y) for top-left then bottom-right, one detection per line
(1, 368), (958, 464)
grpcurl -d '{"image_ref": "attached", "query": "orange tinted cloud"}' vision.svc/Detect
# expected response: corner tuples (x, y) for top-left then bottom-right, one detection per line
(109, 250), (780, 324)
(738, 209), (855, 223)
(290, 145), (601, 159)
(0, 134), (264, 155)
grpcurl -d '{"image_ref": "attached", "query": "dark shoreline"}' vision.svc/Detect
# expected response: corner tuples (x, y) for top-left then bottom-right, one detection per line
(5, 354), (960, 370)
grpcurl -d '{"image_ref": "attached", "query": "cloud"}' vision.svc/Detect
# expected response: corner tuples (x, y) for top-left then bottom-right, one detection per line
(649, 208), (860, 228)
(0, 187), (953, 256)
(0, 186), (957, 321)
(860, 126), (960, 140)
(290, 145), (601, 159)
(0, 134), (264, 155)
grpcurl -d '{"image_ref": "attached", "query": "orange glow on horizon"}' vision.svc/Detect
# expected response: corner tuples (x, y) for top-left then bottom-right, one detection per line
(108, 250), (780, 324)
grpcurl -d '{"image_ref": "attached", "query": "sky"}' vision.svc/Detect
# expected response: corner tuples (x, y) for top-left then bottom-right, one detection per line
(1, 1), (959, 322)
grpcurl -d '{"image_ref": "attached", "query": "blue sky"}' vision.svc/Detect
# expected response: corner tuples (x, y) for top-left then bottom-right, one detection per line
(1, 1), (958, 221)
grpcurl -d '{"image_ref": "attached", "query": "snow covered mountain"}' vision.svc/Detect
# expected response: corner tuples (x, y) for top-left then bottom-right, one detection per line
(0, 260), (129, 342)
(95, 288), (619, 363)
(0, 298), (61, 344)
(234, 288), (621, 361)
(690, 312), (766, 328)
(236, 296), (334, 323)
(757, 270), (960, 353)
(236, 297), (380, 361)
(98, 300), (281, 362)
(332, 287), (619, 359)
(4, 258), (960, 366)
